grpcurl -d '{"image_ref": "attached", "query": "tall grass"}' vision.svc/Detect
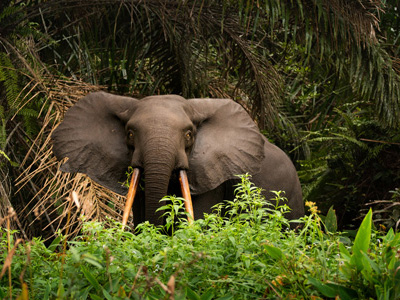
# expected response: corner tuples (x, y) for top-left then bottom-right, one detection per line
(1, 175), (399, 299)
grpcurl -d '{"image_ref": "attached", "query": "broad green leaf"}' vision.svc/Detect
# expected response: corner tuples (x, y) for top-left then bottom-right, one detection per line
(350, 209), (372, 270)
(156, 205), (171, 212)
(389, 231), (400, 246)
(360, 251), (379, 274)
(339, 243), (351, 260)
(326, 283), (358, 300)
(383, 228), (395, 243)
(89, 294), (104, 300)
(80, 286), (92, 300)
(325, 206), (337, 233)
(339, 262), (353, 279)
(82, 253), (104, 269)
(307, 276), (337, 298)
(264, 245), (283, 260)
(186, 287), (201, 300)
(43, 283), (51, 300)
(81, 265), (102, 292)
(388, 253), (397, 270)
(361, 252), (372, 274)
(47, 236), (62, 252)
(56, 283), (65, 299)
(102, 288), (113, 300)
(200, 289), (214, 300)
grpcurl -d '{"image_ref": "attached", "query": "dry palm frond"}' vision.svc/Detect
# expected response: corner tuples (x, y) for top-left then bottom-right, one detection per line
(0, 166), (27, 238)
(15, 78), (133, 240)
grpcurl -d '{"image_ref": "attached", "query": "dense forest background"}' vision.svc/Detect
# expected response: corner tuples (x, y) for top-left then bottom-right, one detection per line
(0, 0), (399, 240)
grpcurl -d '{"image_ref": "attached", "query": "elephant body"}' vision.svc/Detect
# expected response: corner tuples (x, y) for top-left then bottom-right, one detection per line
(52, 92), (304, 225)
(187, 140), (303, 222)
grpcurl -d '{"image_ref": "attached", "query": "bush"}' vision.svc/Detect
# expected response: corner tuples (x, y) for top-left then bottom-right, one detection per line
(1, 175), (399, 299)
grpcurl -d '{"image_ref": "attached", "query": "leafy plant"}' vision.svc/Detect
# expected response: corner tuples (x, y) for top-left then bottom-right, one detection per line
(309, 209), (400, 300)
(2, 176), (400, 299)
(157, 196), (190, 235)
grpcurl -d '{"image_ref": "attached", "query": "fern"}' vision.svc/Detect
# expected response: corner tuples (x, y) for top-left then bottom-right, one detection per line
(0, 5), (19, 24)
(0, 52), (20, 114)
(21, 108), (40, 137)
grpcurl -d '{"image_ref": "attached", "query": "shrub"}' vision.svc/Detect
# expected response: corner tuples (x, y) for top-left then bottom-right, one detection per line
(1, 175), (399, 299)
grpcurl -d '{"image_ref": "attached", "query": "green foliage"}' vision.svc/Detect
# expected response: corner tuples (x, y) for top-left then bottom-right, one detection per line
(157, 196), (190, 235)
(310, 209), (400, 300)
(2, 177), (400, 299)
(0, 1), (44, 146)
(0, 53), (19, 149)
(297, 106), (400, 228)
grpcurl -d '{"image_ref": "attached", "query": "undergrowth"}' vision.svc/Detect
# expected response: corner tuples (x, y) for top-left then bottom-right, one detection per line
(1, 175), (399, 299)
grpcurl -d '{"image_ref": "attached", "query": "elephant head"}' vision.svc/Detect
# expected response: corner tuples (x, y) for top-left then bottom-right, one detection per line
(52, 91), (265, 225)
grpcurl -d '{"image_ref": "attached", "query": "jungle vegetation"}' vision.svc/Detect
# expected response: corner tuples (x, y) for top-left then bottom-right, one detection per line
(0, 0), (399, 240)
(1, 176), (400, 299)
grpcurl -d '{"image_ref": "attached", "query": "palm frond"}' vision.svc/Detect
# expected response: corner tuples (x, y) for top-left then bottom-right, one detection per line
(14, 78), (134, 239)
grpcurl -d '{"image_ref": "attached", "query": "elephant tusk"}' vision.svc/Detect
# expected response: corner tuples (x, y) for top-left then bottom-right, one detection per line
(179, 170), (194, 224)
(122, 168), (141, 226)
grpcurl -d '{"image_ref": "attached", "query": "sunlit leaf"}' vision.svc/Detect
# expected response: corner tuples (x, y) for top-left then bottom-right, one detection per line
(350, 209), (372, 270)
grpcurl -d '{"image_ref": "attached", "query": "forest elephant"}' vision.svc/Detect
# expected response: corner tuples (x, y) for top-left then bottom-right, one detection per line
(52, 92), (304, 226)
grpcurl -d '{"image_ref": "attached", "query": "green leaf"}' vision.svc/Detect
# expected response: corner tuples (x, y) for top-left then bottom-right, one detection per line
(324, 206), (337, 233)
(82, 253), (104, 269)
(186, 287), (201, 300)
(264, 245), (283, 260)
(81, 265), (102, 292)
(47, 236), (62, 252)
(325, 283), (358, 300)
(156, 205), (171, 212)
(360, 251), (380, 274)
(200, 289), (214, 300)
(350, 209), (372, 270)
(56, 283), (65, 299)
(307, 276), (337, 298)
(89, 294), (104, 300)
(308, 277), (358, 300)
(102, 288), (114, 300)
(43, 283), (51, 300)
(339, 243), (351, 260)
(383, 228), (395, 243)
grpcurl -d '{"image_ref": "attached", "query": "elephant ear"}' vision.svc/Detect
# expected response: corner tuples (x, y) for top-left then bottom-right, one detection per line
(51, 91), (138, 195)
(187, 98), (265, 195)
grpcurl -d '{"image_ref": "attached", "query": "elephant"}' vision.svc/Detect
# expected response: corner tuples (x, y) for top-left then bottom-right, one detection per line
(52, 91), (304, 226)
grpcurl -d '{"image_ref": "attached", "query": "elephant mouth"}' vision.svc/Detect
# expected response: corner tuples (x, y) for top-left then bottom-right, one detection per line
(121, 168), (194, 226)
(166, 170), (182, 194)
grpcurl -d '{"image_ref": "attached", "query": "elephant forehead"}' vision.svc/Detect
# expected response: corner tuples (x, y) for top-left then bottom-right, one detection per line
(131, 96), (192, 124)
(140, 95), (187, 105)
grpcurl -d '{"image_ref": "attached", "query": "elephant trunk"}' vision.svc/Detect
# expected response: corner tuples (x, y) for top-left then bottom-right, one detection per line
(143, 141), (176, 225)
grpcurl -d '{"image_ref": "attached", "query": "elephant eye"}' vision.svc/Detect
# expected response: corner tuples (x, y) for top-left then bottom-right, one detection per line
(128, 131), (134, 139)
(185, 130), (193, 141)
